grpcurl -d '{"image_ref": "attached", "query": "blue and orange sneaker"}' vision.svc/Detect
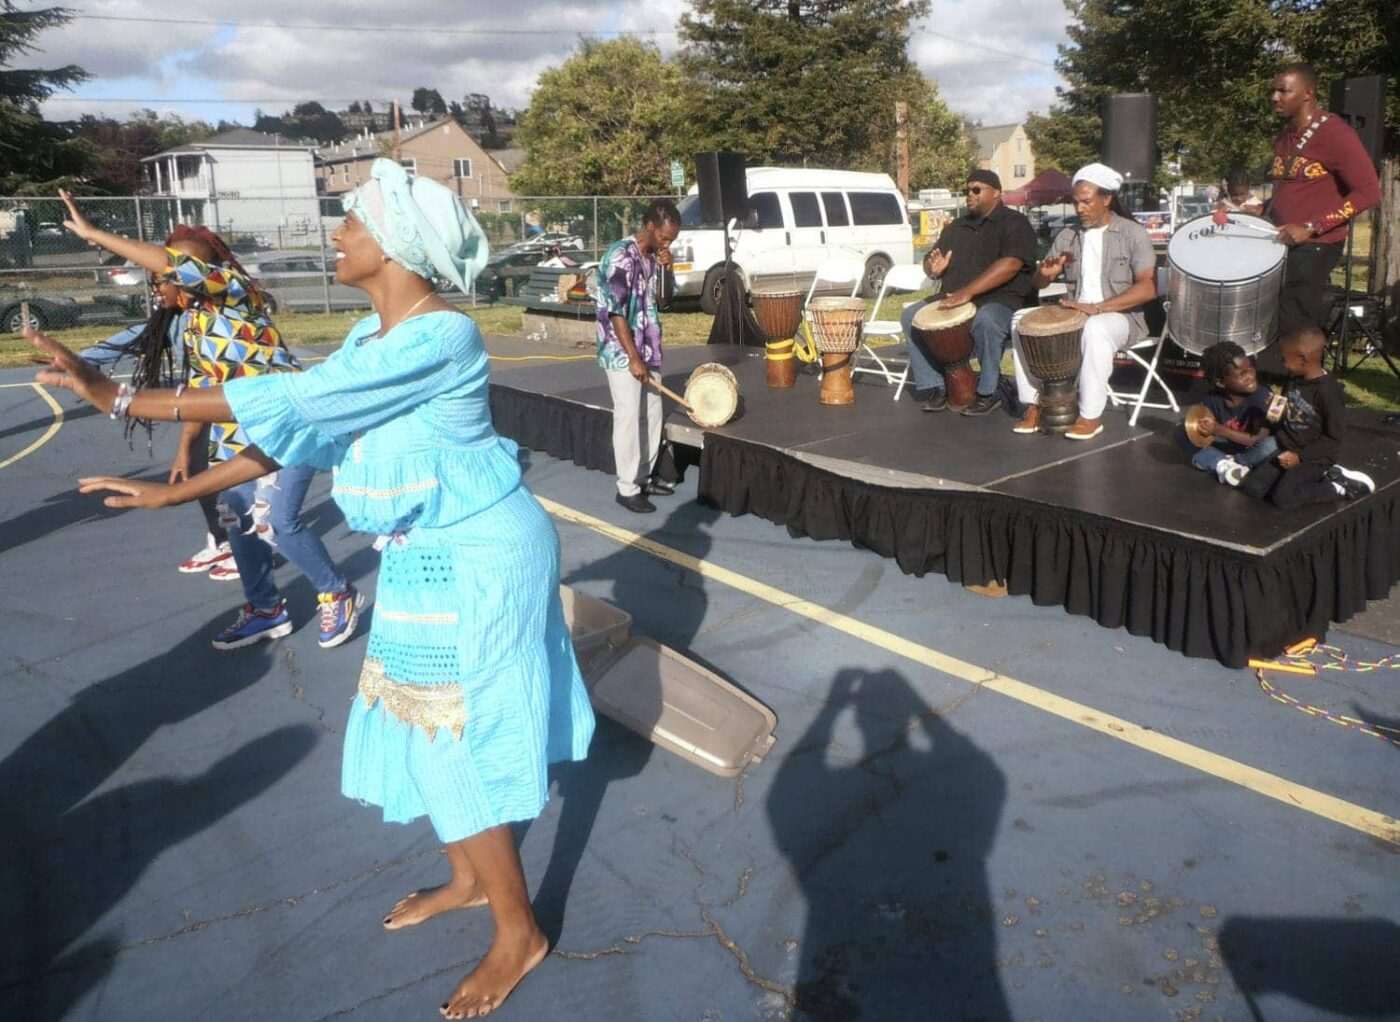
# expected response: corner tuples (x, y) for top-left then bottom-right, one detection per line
(317, 586), (365, 649)
(212, 601), (293, 651)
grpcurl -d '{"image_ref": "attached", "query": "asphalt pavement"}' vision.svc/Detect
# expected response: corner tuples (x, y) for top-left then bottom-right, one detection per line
(2, 351), (1398, 1022)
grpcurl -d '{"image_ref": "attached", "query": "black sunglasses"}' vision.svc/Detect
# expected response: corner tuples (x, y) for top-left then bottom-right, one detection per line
(965, 186), (988, 196)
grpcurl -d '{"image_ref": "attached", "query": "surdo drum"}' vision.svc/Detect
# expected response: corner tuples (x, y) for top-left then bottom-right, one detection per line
(909, 302), (977, 410)
(1016, 306), (1086, 433)
(751, 287), (804, 389)
(808, 297), (865, 406)
(1166, 213), (1286, 354)
(683, 362), (740, 428)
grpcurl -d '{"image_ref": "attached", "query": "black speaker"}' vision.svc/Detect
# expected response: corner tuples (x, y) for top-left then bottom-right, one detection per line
(695, 151), (748, 224)
(1329, 75), (1386, 169)
(1101, 93), (1157, 182)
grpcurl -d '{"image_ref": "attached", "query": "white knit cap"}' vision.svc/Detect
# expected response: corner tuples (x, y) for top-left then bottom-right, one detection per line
(1072, 162), (1125, 192)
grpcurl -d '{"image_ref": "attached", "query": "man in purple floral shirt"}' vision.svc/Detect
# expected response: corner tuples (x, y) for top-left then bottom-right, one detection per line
(596, 198), (681, 513)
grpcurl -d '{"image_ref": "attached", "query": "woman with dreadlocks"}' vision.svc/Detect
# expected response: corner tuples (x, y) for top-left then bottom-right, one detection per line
(55, 196), (363, 651)
(78, 273), (245, 577)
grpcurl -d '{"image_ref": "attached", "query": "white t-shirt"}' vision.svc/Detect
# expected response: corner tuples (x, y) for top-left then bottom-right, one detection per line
(1078, 226), (1107, 304)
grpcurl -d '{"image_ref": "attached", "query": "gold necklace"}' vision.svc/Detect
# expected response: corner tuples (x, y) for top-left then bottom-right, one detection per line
(378, 291), (435, 337)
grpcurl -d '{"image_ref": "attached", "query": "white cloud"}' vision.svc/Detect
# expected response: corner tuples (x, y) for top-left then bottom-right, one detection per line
(36, 0), (1067, 128)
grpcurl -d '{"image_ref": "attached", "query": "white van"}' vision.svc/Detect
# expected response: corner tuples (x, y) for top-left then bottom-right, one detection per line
(670, 167), (914, 313)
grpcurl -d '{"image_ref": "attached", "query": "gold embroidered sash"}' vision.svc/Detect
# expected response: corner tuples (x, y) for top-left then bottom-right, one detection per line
(357, 658), (466, 742)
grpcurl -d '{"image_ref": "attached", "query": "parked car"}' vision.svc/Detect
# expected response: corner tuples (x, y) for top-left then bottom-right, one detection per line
(670, 167), (914, 313)
(96, 259), (146, 287)
(476, 245), (556, 300)
(245, 251), (370, 312)
(1, 291), (144, 333)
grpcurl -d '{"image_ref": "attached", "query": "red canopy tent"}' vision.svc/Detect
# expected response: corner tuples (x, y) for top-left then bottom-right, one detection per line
(1002, 169), (1073, 208)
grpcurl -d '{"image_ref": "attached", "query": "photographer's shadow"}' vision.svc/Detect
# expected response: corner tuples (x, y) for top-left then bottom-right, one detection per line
(768, 668), (1009, 1020)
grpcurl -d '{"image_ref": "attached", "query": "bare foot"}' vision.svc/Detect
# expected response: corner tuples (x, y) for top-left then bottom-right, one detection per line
(382, 883), (487, 930)
(440, 928), (549, 1018)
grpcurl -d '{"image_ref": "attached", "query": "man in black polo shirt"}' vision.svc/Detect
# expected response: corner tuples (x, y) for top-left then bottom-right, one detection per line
(901, 169), (1038, 415)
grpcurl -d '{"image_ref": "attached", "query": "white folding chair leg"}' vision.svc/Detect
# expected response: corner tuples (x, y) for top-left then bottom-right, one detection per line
(1107, 329), (1180, 426)
(851, 343), (910, 398)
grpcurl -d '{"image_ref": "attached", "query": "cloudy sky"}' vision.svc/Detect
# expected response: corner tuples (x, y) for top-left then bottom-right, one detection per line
(33, 0), (1071, 131)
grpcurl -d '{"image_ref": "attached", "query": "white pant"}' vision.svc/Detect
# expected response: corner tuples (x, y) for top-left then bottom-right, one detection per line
(1011, 310), (1132, 420)
(606, 368), (663, 497)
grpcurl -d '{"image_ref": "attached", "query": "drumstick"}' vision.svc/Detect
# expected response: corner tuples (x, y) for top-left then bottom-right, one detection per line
(644, 374), (695, 413)
(1211, 211), (1279, 238)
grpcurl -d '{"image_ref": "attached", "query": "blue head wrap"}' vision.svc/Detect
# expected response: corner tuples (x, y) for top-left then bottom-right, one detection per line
(342, 158), (489, 293)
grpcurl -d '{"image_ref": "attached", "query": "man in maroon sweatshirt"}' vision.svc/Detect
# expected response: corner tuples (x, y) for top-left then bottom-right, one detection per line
(1268, 62), (1382, 334)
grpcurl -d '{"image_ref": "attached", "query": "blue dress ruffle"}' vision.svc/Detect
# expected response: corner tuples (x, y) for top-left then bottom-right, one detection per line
(225, 311), (595, 842)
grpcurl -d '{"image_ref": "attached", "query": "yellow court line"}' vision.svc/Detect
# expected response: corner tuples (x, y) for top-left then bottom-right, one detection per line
(538, 496), (1400, 847)
(0, 384), (64, 471)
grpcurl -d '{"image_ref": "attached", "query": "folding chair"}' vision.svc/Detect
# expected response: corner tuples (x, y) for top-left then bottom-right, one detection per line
(1106, 307), (1181, 427)
(856, 262), (931, 400)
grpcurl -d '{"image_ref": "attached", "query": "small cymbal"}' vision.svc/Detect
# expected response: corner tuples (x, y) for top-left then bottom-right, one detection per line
(1183, 403), (1216, 448)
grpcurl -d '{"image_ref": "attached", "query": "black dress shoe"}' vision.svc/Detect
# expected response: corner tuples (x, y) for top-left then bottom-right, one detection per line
(615, 492), (657, 513)
(645, 478), (676, 496)
(961, 392), (1003, 416)
(921, 390), (949, 413)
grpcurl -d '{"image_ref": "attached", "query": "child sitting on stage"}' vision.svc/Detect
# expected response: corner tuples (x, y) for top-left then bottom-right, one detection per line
(1188, 341), (1279, 487)
(1239, 326), (1376, 508)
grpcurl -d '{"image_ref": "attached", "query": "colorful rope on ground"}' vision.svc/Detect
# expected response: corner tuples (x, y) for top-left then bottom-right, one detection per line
(1252, 639), (1400, 749)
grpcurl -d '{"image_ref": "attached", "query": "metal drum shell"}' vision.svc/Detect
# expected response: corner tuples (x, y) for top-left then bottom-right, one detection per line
(1166, 214), (1286, 355)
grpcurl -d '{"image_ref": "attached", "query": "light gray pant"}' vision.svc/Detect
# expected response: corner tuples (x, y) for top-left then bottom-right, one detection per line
(606, 367), (663, 497)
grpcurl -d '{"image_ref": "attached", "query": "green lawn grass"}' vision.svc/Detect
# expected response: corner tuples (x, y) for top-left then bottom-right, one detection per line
(6, 293), (1396, 411)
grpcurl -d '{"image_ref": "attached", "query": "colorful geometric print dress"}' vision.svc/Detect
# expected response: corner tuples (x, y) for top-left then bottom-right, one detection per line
(223, 310), (596, 841)
(165, 248), (299, 463)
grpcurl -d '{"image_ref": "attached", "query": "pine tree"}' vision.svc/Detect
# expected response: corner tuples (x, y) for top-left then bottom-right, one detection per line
(0, 1), (91, 191)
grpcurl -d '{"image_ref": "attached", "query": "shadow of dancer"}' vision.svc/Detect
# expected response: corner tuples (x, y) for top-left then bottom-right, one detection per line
(1219, 916), (1400, 1021)
(768, 668), (1009, 1021)
(532, 501), (722, 945)
(0, 614), (294, 1017)
(0, 725), (318, 1020)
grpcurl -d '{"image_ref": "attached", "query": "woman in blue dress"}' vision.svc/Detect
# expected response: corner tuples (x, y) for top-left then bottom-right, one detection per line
(29, 160), (596, 1019)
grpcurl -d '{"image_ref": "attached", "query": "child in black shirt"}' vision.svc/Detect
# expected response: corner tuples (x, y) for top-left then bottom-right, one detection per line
(1186, 342), (1278, 486)
(1240, 327), (1376, 508)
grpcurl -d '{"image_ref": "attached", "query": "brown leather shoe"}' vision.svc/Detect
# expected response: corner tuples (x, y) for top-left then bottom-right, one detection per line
(965, 580), (1008, 598)
(1012, 405), (1040, 434)
(1065, 417), (1104, 440)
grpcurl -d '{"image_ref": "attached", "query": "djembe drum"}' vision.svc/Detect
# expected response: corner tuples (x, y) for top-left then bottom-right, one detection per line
(909, 302), (977, 409)
(751, 287), (804, 389)
(683, 362), (740, 427)
(808, 297), (865, 406)
(1017, 306), (1086, 433)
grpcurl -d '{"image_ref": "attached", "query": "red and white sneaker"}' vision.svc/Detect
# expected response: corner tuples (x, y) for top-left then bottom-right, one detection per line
(208, 561), (242, 582)
(178, 534), (234, 574)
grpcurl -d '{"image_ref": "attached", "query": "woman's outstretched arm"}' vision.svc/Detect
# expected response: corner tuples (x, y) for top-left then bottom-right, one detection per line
(79, 448), (279, 510)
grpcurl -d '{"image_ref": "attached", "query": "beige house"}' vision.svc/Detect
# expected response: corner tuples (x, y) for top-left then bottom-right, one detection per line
(316, 118), (516, 211)
(974, 123), (1035, 193)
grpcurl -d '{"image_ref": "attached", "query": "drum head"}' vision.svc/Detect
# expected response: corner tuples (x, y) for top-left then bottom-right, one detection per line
(1018, 305), (1086, 336)
(1168, 213), (1286, 283)
(685, 365), (739, 428)
(911, 301), (976, 331)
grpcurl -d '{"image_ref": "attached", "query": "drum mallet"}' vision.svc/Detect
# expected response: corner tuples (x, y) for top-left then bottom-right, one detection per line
(1211, 209), (1280, 237)
(644, 374), (695, 413)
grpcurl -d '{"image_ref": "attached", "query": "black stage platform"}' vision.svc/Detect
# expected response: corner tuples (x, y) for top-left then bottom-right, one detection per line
(489, 343), (1400, 667)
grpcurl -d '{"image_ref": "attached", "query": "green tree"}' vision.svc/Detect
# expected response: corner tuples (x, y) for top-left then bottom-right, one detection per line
(0, 1), (91, 191)
(860, 71), (975, 190)
(1030, 0), (1397, 183)
(411, 87), (447, 116)
(75, 111), (215, 193)
(512, 37), (697, 196)
(679, 0), (930, 169)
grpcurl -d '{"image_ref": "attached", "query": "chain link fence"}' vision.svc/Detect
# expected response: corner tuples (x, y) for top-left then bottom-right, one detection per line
(0, 192), (682, 333)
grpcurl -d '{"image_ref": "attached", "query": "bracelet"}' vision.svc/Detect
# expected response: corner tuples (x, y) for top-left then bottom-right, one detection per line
(109, 382), (134, 420)
(174, 383), (185, 422)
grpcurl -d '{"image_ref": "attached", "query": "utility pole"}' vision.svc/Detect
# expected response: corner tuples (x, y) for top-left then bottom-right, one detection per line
(895, 102), (910, 198)
(392, 102), (403, 162)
